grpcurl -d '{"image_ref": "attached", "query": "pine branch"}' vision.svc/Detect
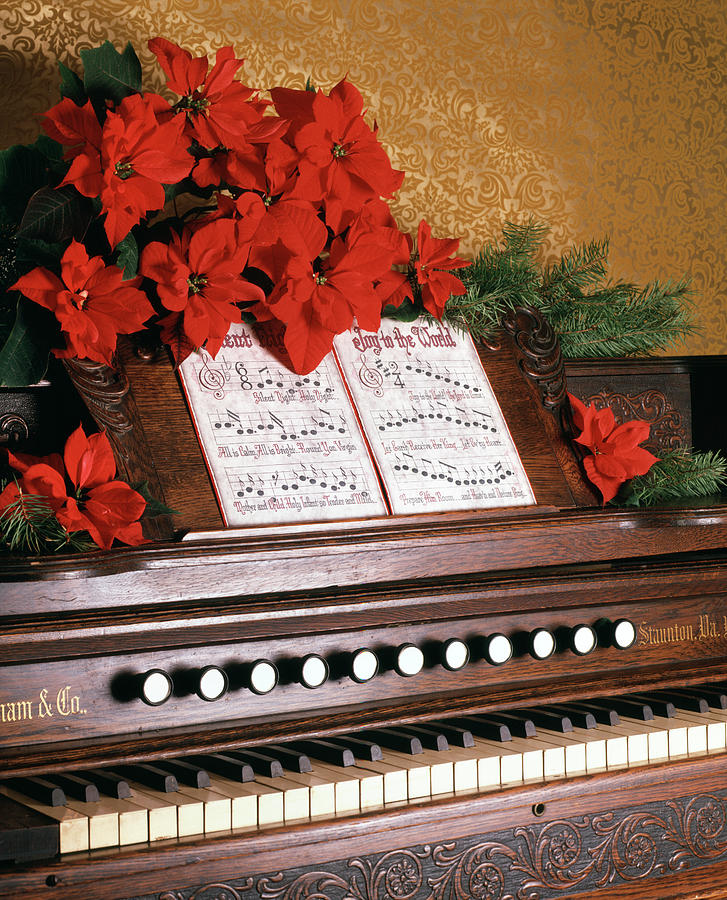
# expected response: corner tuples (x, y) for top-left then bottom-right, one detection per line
(619, 449), (727, 507)
(0, 488), (94, 554)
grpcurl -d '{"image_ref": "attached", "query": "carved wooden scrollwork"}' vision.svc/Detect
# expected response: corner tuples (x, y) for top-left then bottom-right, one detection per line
(502, 306), (566, 414)
(132, 790), (727, 900)
(582, 388), (688, 454)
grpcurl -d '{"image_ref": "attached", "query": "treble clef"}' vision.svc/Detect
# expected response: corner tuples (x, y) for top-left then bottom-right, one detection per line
(357, 355), (384, 397)
(198, 355), (228, 399)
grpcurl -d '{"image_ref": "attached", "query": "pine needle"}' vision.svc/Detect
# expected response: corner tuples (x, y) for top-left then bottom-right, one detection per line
(0, 488), (94, 554)
(620, 449), (727, 507)
(445, 220), (696, 357)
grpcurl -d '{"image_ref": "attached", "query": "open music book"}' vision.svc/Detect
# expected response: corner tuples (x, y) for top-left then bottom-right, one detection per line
(179, 319), (535, 526)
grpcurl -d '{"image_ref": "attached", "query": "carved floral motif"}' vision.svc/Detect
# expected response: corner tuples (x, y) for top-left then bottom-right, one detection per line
(133, 792), (727, 900)
(581, 388), (687, 453)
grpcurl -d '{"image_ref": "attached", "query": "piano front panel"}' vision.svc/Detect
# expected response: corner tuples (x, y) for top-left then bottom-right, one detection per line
(3, 558), (727, 759)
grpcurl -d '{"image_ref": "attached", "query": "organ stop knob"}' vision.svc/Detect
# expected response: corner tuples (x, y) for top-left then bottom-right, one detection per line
(483, 633), (513, 666)
(570, 623), (597, 656)
(350, 648), (379, 683)
(596, 617), (637, 650)
(299, 654), (329, 689)
(248, 659), (279, 695)
(394, 643), (425, 677)
(139, 669), (173, 706)
(197, 666), (228, 701)
(528, 628), (556, 660)
(441, 638), (470, 671)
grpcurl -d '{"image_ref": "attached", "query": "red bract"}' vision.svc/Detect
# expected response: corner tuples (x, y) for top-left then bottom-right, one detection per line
(569, 394), (659, 504)
(139, 218), (265, 364)
(273, 79), (405, 233)
(413, 220), (468, 318)
(1, 426), (146, 549)
(149, 37), (281, 151)
(11, 240), (155, 365)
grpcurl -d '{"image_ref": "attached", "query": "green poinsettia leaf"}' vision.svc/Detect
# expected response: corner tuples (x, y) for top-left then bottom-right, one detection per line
(17, 185), (93, 243)
(382, 298), (421, 322)
(0, 138), (65, 224)
(132, 480), (179, 516)
(15, 235), (66, 273)
(58, 60), (87, 105)
(115, 231), (139, 279)
(80, 40), (142, 106)
(0, 297), (56, 386)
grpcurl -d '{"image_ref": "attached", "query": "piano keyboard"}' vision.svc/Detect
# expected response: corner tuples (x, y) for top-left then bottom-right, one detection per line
(3, 684), (727, 859)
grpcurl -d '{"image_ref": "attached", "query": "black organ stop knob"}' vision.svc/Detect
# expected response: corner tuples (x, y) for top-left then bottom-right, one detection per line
(528, 628), (556, 660)
(299, 654), (329, 689)
(197, 665), (228, 702)
(248, 659), (279, 695)
(441, 638), (470, 671)
(483, 633), (513, 666)
(139, 669), (173, 706)
(394, 643), (425, 677)
(569, 623), (597, 656)
(349, 648), (379, 683)
(596, 618), (637, 650)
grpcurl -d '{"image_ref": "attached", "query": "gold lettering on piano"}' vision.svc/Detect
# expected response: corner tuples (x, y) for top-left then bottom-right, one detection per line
(1, 687), (87, 727)
(639, 614), (727, 647)
(0, 698), (33, 723)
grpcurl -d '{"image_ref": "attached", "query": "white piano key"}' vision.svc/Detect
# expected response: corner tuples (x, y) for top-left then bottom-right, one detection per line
(0, 786), (89, 854)
(174, 785), (231, 833)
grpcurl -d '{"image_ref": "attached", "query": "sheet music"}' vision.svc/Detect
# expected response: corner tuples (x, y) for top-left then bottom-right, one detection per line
(178, 323), (388, 526)
(333, 319), (535, 514)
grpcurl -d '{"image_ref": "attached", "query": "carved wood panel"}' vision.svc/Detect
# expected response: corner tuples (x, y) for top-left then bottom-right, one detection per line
(129, 789), (727, 900)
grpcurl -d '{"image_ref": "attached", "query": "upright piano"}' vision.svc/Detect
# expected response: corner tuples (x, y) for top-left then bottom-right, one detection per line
(3, 310), (727, 900)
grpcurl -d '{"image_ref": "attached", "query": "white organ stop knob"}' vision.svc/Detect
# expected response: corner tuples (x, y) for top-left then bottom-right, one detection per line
(529, 628), (556, 660)
(197, 665), (228, 701)
(613, 619), (637, 649)
(484, 633), (513, 666)
(394, 643), (425, 677)
(249, 659), (278, 695)
(140, 669), (173, 706)
(442, 638), (470, 671)
(570, 623), (597, 656)
(350, 648), (379, 683)
(300, 654), (329, 689)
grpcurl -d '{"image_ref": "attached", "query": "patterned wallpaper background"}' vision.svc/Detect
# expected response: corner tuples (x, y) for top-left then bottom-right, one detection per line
(1, 0), (725, 353)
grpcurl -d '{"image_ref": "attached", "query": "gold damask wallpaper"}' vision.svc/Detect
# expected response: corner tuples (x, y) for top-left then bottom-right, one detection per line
(0, 0), (725, 353)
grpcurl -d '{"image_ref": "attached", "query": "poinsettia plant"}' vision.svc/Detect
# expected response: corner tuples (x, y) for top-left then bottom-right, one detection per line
(0, 424), (147, 551)
(0, 37), (468, 385)
(568, 394), (659, 504)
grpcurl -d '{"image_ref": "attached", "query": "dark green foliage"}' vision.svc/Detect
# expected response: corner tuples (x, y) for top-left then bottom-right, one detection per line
(0, 489), (94, 555)
(447, 220), (695, 357)
(619, 449), (727, 507)
(80, 41), (142, 109)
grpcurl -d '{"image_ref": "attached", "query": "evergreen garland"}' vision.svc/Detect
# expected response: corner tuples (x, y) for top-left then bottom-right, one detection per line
(446, 220), (695, 357)
(619, 449), (727, 508)
(0, 488), (94, 555)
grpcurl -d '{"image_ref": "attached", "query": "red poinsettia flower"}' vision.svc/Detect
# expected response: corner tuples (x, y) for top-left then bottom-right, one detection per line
(273, 79), (405, 233)
(1, 426), (146, 549)
(139, 217), (265, 364)
(46, 93), (193, 247)
(11, 240), (155, 365)
(569, 394), (659, 504)
(149, 37), (283, 151)
(413, 220), (468, 318)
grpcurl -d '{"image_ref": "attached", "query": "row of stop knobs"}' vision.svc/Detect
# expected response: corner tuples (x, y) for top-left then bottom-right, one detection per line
(139, 618), (636, 706)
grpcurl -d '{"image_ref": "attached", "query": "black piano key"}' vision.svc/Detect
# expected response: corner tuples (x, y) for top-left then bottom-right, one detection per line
(477, 712), (536, 739)
(190, 754), (255, 783)
(568, 702), (620, 726)
(115, 764), (178, 793)
(223, 750), (283, 779)
(260, 745), (313, 773)
(514, 709), (573, 733)
(646, 689), (709, 714)
(288, 740), (355, 767)
(77, 769), (132, 799)
(688, 686), (727, 709)
(448, 716), (512, 742)
(395, 725), (449, 752)
(156, 759), (211, 789)
(590, 698), (653, 720)
(6, 778), (66, 808)
(0, 793), (59, 863)
(323, 736), (383, 761)
(50, 773), (100, 803)
(428, 722), (475, 748)
(627, 694), (675, 718)
(357, 729), (423, 755)
(544, 705), (597, 730)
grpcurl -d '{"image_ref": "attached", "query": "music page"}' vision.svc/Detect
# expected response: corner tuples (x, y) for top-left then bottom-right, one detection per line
(178, 323), (388, 526)
(333, 319), (535, 514)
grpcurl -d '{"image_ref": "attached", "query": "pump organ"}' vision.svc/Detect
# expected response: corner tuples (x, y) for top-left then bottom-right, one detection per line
(3, 311), (727, 899)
